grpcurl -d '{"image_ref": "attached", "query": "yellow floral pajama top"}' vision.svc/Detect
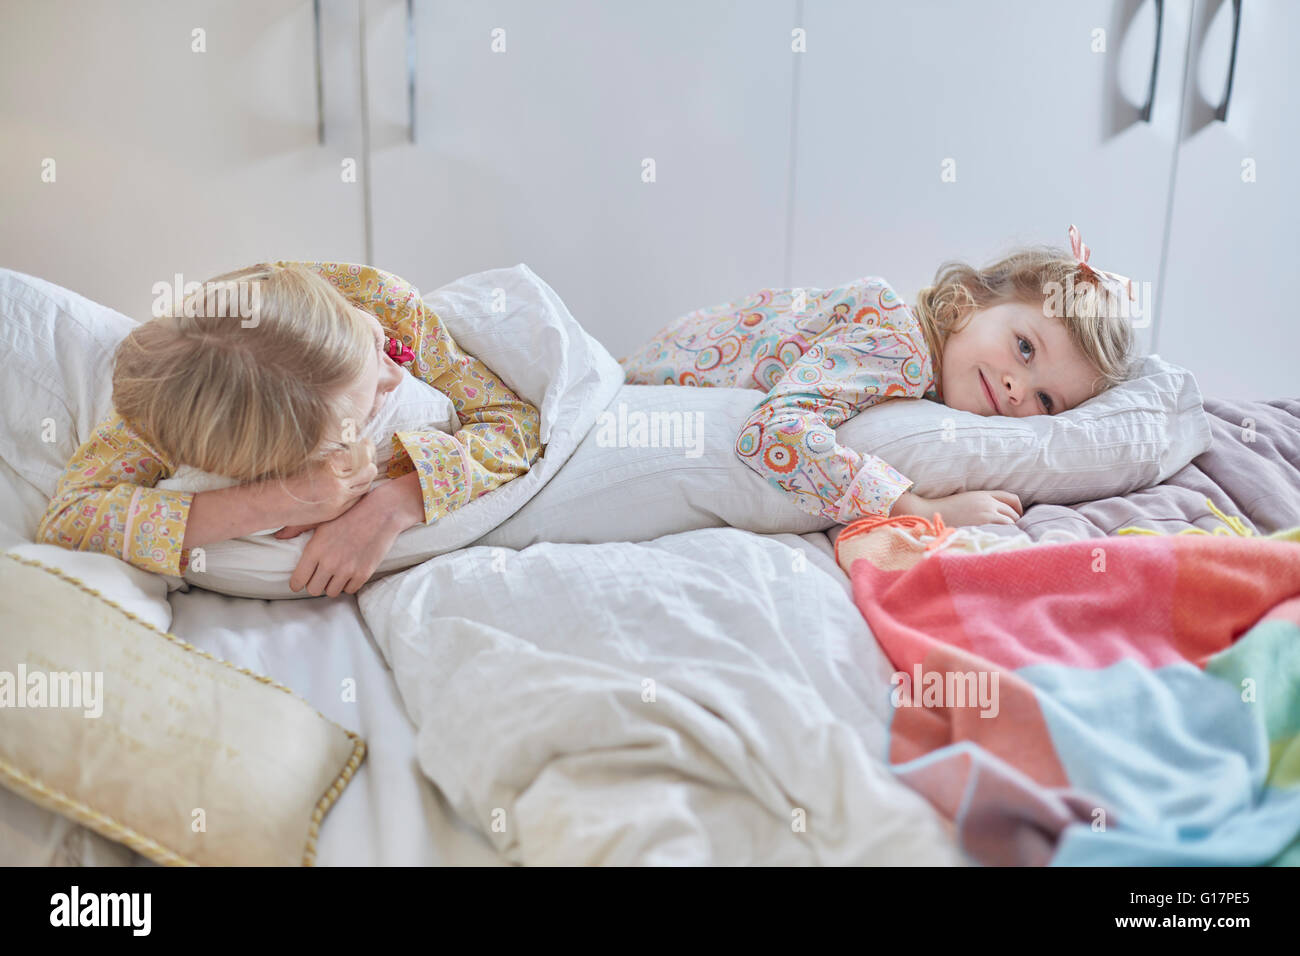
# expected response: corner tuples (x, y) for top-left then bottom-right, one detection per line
(36, 261), (544, 577)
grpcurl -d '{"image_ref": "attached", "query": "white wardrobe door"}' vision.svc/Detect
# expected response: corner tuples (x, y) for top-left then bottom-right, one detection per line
(788, 0), (1190, 359)
(364, 0), (797, 359)
(1157, 0), (1299, 401)
(0, 0), (367, 320)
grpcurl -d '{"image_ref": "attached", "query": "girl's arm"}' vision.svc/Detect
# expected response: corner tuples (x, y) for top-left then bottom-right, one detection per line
(278, 261), (544, 525)
(388, 338), (543, 524)
(38, 410), (363, 575)
(36, 411), (197, 576)
(890, 491), (927, 517)
(735, 321), (931, 523)
(181, 481), (293, 551)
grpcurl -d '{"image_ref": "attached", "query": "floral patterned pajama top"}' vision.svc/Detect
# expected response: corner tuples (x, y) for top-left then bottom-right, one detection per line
(36, 261), (544, 576)
(620, 276), (940, 523)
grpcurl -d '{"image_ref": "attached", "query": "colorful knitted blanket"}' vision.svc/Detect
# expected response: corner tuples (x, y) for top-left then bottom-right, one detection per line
(836, 503), (1300, 866)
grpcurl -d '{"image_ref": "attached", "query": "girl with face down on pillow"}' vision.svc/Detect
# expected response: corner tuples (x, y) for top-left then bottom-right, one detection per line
(620, 225), (1139, 529)
(35, 262), (544, 597)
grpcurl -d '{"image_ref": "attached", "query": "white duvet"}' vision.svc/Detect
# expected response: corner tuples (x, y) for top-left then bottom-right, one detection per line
(358, 527), (965, 865)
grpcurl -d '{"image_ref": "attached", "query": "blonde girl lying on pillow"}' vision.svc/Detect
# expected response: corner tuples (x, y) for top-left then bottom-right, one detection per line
(36, 262), (544, 597)
(621, 225), (1140, 529)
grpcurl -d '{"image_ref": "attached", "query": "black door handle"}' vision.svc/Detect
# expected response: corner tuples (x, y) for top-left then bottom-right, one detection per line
(1214, 0), (1243, 122)
(1139, 0), (1165, 123)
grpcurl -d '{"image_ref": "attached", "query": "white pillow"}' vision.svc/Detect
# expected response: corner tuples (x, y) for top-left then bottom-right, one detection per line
(0, 269), (138, 498)
(2, 541), (174, 632)
(474, 354), (1212, 548)
(0, 270), (178, 630)
(839, 353), (1211, 504)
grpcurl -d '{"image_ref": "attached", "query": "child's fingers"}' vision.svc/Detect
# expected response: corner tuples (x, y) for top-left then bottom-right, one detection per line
(347, 462), (378, 495)
(991, 490), (1023, 515)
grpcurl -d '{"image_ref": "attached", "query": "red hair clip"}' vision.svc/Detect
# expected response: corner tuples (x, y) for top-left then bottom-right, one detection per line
(384, 336), (415, 366)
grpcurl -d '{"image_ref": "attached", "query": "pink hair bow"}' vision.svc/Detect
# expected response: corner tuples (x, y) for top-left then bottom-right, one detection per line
(384, 336), (415, 366)
(1068, 224), (1136, 302)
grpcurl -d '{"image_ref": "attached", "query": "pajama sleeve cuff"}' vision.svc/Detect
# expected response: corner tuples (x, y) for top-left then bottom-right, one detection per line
(833, 459), (915, 524)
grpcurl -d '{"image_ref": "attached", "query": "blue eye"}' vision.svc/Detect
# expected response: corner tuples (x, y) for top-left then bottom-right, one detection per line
(1017, 335), (1054, 413)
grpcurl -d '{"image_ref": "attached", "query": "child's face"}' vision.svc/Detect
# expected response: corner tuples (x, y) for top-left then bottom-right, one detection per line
(939, 300), (1099, 417)
(334, 308), (405, 435)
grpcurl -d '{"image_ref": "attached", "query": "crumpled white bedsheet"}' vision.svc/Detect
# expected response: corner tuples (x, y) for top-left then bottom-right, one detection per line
(358, 525), (966, 865)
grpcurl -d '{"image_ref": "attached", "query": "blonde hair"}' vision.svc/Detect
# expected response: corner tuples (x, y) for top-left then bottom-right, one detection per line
(112, 262), (375, 485)
(912, 242), (1139, 402)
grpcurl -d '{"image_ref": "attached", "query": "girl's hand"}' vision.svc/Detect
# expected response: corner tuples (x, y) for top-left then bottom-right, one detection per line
(268, 439), (378, 528)
(895, 490), (1023, 527)
(285, 488), (404, 597)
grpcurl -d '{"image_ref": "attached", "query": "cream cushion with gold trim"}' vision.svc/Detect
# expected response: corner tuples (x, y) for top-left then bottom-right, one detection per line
(0, 553), (365, 866)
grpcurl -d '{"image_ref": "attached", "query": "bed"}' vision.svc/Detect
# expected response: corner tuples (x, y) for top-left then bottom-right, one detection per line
(3, 390), (1296, 867)
(2, 256), (1297, 865)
